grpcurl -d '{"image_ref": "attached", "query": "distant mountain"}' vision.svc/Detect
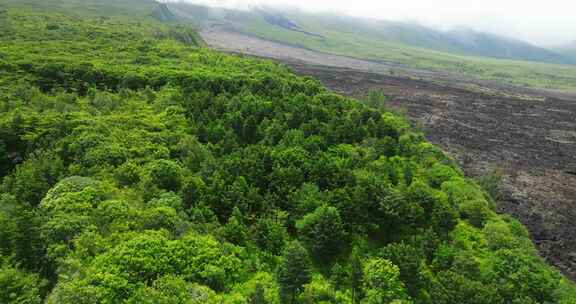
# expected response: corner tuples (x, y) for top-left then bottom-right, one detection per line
(557, 41), (576, 60)
(441, 27), (570, 64)
(166, 2), (575, 65)
(152, 2), (179, 22)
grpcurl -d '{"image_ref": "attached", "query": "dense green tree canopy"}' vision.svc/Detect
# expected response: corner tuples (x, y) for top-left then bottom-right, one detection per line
(0, 4), (574, 303)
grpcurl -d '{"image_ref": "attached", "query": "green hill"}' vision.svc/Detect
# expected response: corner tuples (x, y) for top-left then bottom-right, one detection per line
(170, 3), (573, 65)
(0, 2), (575, 304)
(0, 0), (157, 16)
(167, 3), (576, 91)
(558, 42), (576, 61)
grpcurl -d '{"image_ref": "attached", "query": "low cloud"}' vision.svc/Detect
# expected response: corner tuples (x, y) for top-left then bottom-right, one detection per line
(167, 0), (576, 46)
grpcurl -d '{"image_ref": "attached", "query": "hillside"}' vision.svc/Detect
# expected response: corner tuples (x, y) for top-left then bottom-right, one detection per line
(167, 2), (576, 91)
(168, 3), (573, 64)
(0, 0), (158, 16)
(1, 2), (576, 304)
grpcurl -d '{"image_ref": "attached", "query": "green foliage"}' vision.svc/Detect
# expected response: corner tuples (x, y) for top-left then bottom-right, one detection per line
(229, 272), (280, 304)
(0, 194), (49, 274)
(350, 246), (364, 304)
(299, 274), (342, 303)
(381, 242), (425, 297)
(0, 6), (574, 304)
(475, 167), (504, 202)
(361, 258), (408, 303)
(277, 241), (312, 303)
(0, 259), (43, 304)
(442, 178), (493, 228)
(296, 205), (346, 259)
(134, 277), (215, 304)
(249, 283), (269, 304)
(222, 207), (249, 245)
(50, 231), (244, 303)
(2, 152), (64, 207)
(253, 216), (287, 255)
(141, 159), (184, 195)
(429, 270), (503, 304)
(363, 90), (387, 111)
(492, 249), (561, 302)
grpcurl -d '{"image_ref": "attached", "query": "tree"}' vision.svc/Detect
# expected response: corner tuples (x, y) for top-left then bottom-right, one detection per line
(296, 205), (346, 259)
(330, 263), (347, 290)
(475, 167), (504, 202)
(126, 275), (208, 304)
(361, 258), (408, 304)
(300, 274), (337, 304)
(289, 183), (323, 218)
(0, 140), (10, 177)
(51, 231), (244, 302)
(223, 207), (248, 246)
(249, 283), (268, 304)
(253, 216), (286, 255)
(381, 242), (424, 297)
(2, 152), (64, 207)
(39, 177), (105, 261)
(277, 241), (312, 304)
(114, 161), (141, 187)
(350, 246), (364, 304)
(429, 270), (503, 304)
(492, 249), (560, 303)
(141, 159), (183, 194)
(0, 260), (42, 304)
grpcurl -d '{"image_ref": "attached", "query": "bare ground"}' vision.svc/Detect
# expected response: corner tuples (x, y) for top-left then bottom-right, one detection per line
(201, 27), (576, 279)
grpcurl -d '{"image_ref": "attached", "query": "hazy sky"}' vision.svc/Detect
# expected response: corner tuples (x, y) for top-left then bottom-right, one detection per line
(178, 0), (576, 46)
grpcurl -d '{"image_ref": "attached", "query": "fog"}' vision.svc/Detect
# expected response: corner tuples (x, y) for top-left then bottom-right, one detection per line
(168, 0), (576, 47)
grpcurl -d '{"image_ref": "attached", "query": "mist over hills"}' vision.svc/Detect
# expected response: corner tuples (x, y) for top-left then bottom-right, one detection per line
(558, 40), (576, 57)
(165, 2), (576, 65)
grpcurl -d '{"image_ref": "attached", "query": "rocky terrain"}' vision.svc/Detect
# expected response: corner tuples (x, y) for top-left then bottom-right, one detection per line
(201, 26), (576, 280)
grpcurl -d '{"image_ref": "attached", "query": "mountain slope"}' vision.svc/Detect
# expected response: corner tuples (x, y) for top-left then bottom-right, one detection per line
(558, 41), (576, 61)
(166, 3), (574, 65)
(167, 3), (576, 91)
(443, 27), (569, 63)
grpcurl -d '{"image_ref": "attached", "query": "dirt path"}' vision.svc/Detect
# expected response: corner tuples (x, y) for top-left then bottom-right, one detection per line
(201, 27), (576, 280)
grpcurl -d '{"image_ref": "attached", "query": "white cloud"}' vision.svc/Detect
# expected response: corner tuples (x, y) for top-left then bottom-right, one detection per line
(173, 0), (576, 46)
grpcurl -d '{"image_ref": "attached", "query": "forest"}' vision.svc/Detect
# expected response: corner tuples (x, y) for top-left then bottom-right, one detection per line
(0, 5), (576, 304)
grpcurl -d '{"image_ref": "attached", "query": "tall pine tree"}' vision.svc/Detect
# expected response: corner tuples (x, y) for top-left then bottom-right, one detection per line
(277, 241), (312, 304)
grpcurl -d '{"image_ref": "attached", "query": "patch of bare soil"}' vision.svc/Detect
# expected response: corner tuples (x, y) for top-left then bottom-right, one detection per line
(201, 27), (576, 280)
